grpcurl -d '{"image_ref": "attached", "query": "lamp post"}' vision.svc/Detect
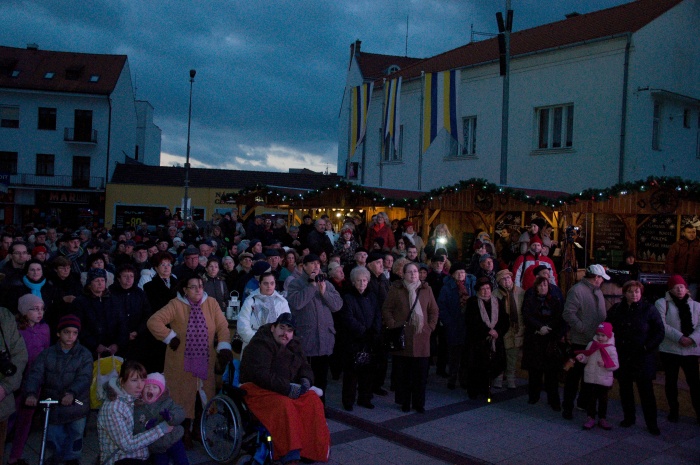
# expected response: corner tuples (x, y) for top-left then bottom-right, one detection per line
(183, 68), (196, 221)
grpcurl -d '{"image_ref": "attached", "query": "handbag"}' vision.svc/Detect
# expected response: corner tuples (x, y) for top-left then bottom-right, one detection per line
(90, 354), (123, 409)
(384, 288), (422, 352)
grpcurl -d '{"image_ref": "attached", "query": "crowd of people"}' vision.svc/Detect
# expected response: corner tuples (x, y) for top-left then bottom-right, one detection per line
(0, 211), (698, 464)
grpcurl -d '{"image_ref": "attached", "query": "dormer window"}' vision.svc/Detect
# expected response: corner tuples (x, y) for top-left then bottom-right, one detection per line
(89, 74), (100, 82)
(44, 72), (55, 79)
(386, 65), (400, 75)
(11, 70), (19, 78)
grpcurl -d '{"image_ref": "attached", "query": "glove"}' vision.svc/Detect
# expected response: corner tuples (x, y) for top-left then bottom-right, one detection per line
(217, 349), (234, 367)
(169, 336), (181, 351)
(288, 383), (302, 399)
(160, 408), (172, 422)
(536, 326), (551, 336)
(300, 378), (311, 390)
(309, 386), (324, 397)
(145, 418), (157, 430)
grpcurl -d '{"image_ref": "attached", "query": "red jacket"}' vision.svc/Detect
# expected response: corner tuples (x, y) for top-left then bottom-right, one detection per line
(512, 253), (558, 290)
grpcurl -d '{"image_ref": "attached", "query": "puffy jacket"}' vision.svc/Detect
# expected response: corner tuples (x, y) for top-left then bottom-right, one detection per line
(24, 341), (92, 424)
(577, 335), (619, 387)
(133, 391), (185, 454)
(237, 289), (291, 353)
(655, 292), (700, 356)
(0, 308), (28, 421)
(563, 279), (607, 346)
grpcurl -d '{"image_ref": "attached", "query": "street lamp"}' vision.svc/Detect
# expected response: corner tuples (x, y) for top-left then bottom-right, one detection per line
(183, 68), (196, 221)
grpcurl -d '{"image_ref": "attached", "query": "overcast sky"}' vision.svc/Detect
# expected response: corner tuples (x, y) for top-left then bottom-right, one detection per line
(1, 0), (629, 173)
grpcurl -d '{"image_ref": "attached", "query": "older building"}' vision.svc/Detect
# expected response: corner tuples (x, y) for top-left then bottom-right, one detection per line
(0, 44), (160, 225)
(338, 0), (700, 193)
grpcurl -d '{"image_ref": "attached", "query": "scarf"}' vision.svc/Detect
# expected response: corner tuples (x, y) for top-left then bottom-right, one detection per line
(403, 232), (416, 246)
(500, 286), (519, 332)
(184, 297), (209, 380)
(575, 341), (616, 369)
(670, 293), (693, 337)
(403, 280), (425, 334)
(23, 276), (46, 297)
(478, 296), (499, 351)
(456, 280), (469, 308)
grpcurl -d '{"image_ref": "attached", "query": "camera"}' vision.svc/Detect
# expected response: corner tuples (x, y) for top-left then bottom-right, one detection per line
(437, 237), (447, 245)
(0, 349), (17, 377)
(314, 273), (326, 283)
(565, 225), (580, 244)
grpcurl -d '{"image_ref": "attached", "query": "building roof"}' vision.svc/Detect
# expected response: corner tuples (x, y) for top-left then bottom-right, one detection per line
(356, 51), (424, 81)
(110, 163), (342, 190)
(379, 0), (683, 83)
(0, 45), (126, 95)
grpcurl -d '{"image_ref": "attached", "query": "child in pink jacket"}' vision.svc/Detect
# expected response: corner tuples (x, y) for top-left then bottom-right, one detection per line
(575, 322), (619, 430)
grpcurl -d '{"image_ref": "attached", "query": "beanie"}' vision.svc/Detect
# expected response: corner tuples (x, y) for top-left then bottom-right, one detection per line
(667, 274), (687, 290)
(57, 314), (81, 332)
(145, 372), (166, 392)
(18, 294), (43, 316)
(596, 322), (613, 339)
(86, 268), (107, 284)
(530, 235), (543, 246)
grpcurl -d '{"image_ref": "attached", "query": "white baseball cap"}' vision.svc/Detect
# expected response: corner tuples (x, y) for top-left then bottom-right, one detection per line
(587, 264), (610, 280)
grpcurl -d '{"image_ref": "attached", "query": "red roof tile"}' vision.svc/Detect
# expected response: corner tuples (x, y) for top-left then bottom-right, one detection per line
(0, 45), (126, 95)
(356, 52), (424, 81)
(379, 0), (683, 83)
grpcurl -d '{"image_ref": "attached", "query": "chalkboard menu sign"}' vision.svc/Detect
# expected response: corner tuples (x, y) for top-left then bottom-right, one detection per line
(593, 214), (626, 251)
(636, 214), (677, 262)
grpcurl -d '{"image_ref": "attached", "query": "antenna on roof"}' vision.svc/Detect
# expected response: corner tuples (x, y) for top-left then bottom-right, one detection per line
(405, 14), (409, 56)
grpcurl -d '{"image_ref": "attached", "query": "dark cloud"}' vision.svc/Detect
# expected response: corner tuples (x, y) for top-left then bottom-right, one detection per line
(1, 0), (628, 172)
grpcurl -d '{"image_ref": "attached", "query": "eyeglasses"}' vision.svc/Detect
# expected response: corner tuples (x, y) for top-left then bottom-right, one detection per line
(12, 251), (28, 255)
(158, 262), (173, 267)
(186, 285), (204, 290)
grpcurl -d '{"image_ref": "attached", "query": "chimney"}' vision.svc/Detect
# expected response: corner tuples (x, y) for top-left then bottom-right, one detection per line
(349, 40), (362, 69)
(26, 43), (39, 50)
(565, 12), (580, 19)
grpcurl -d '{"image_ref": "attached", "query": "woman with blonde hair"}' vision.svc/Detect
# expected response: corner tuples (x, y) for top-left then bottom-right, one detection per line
(425, 223), (458, 261)
(364, 212), (395, 252)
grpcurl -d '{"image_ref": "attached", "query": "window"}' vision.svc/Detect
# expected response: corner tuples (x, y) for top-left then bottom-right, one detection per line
(0, 105), (19, 128)
(382, 125), (403, 161)
(683, 108), (691, 129)
(36, 154), (55, 176)
(536, 104), (573, 149)
(73, 109), (93, 142)
(72, 156), (90, 187)
(89, 74), (100, 82)
(38, 107), (56, 130)
(0, 152), (18, 174)
(44, 72), (55, 79)
(652, 101), (661, 150)
(462, 116), (477, 156)
(11, 70), (19, 78)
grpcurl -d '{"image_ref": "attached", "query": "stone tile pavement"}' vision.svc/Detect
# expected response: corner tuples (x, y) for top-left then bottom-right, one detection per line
(7, 367), (700, 464)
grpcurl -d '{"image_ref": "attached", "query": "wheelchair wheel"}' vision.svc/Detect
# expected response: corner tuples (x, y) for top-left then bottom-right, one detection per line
(201, 394), (244, 463)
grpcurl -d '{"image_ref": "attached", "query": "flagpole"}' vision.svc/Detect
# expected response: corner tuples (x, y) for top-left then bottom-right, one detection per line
(499, 0), (512, 185)
(380, 78), (387, 186)
(418, 71), (425, 191)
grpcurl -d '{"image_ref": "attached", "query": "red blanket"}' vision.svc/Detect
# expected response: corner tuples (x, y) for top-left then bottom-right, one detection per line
(242, 383), (330, 462)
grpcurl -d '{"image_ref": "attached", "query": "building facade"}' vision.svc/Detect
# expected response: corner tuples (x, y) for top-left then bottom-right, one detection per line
(338, 0), (700, 193)
(0, 44), (160, 226)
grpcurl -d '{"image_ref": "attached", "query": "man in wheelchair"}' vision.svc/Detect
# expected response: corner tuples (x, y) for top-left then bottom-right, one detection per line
(240, 313), (330, 464)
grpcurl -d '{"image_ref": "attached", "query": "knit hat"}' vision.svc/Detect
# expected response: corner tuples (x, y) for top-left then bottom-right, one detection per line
(596, 322), (613, 339)
(479, 254), (493, 263)
(404, 221), (414, 228)
(253, 253), (267, 261)
(532, 264), (549, 276)
(667, 274), (687, 290)
(275, 312), (296, 329)
(57, 314), (81, 332)
(496, 269), (513, 282)
(450, 262), (467, 274)
(530, 235), (543, 246)
(532, 218), (546, 229)
(18, 294), (43, 316)
(183, 246), (199, 256)
(31, 245), (48, 257)
(475, 276), (493, 291)
(367, 251), (384, 264)
(145, 372), (166, 393)
(86, 268), (107, 284)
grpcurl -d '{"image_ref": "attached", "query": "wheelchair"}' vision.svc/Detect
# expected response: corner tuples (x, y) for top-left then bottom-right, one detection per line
(200, 361), (280, 465)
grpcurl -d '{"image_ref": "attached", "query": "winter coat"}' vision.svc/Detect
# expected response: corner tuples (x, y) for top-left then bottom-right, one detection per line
(655, 292), (700, 356)
(286, 271), (343, 357)
(365, 223), (395, 252)
(18, 322), (51, 369)
(0, 308), (28, 422)
(493, 285), (525, 349)
(237, 289), (291, 353)
(522, 291), (565, 371)
(577, 335), (619, 387)
(339, 287), (382, 354)
(109, 282), (152, 344)
(437, 276), (467, 346)
(98, 377), (168, 465)
(333, 237), (360, 266)
(306, 229), (334, 257)
(665, 237), (700, 281)
(203, 274), (229, 313)
(147, 293), (231, 418)
(45, 273), (83, 332)
(512, 253), (558, 290)
(141, 277), (178, 373)
(133, 391), (185, 454)
(24, 340), (92, 424)
(382, 280), (439, 358)
(606, 299), (664, 380)
(72, 289), (129, 358)
(402, 232), (426, 261)
(424, 236), (458, 261)
(463, 296), (510, 377)
(80, 269), (115, 287)
(239, 323), (314, 396)
(563, 279), (607, 346)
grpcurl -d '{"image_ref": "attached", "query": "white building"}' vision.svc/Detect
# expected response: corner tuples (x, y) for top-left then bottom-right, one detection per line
(338, 0), (700, 193)
(0, 44), (161, 225)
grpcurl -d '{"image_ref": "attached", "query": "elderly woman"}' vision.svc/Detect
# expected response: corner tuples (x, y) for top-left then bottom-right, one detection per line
(237, 272), (291, 353)
(147, 275), (232, 446)
(383, 262), (439, 413)
(606, 280), (664, 435)
(333, 227), (360, 267)
(464, 277), (510, 400)
(339, 267), (382, 411)
(492, 269), (525, 389)
(365, 212), (395, 252)
(425, 223), (458, 261)
(522, 276), (564, 408)
(655, 275), (700, 424)
(80, 252), (115, 288)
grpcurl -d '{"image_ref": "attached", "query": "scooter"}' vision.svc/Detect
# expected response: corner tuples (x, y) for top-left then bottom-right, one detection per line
(39, 397), (84, 465)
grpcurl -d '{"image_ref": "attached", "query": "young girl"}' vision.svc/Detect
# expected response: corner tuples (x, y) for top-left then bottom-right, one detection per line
(575, 322), (619, 430)
(133, 373), (189, 465)
(7, 294), (50, 465)
(98, 361), (173, 465)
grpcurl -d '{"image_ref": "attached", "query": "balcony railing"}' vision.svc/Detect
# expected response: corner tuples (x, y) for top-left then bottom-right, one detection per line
(9, 173), (105, 189)
(64, 127), (98, 144)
